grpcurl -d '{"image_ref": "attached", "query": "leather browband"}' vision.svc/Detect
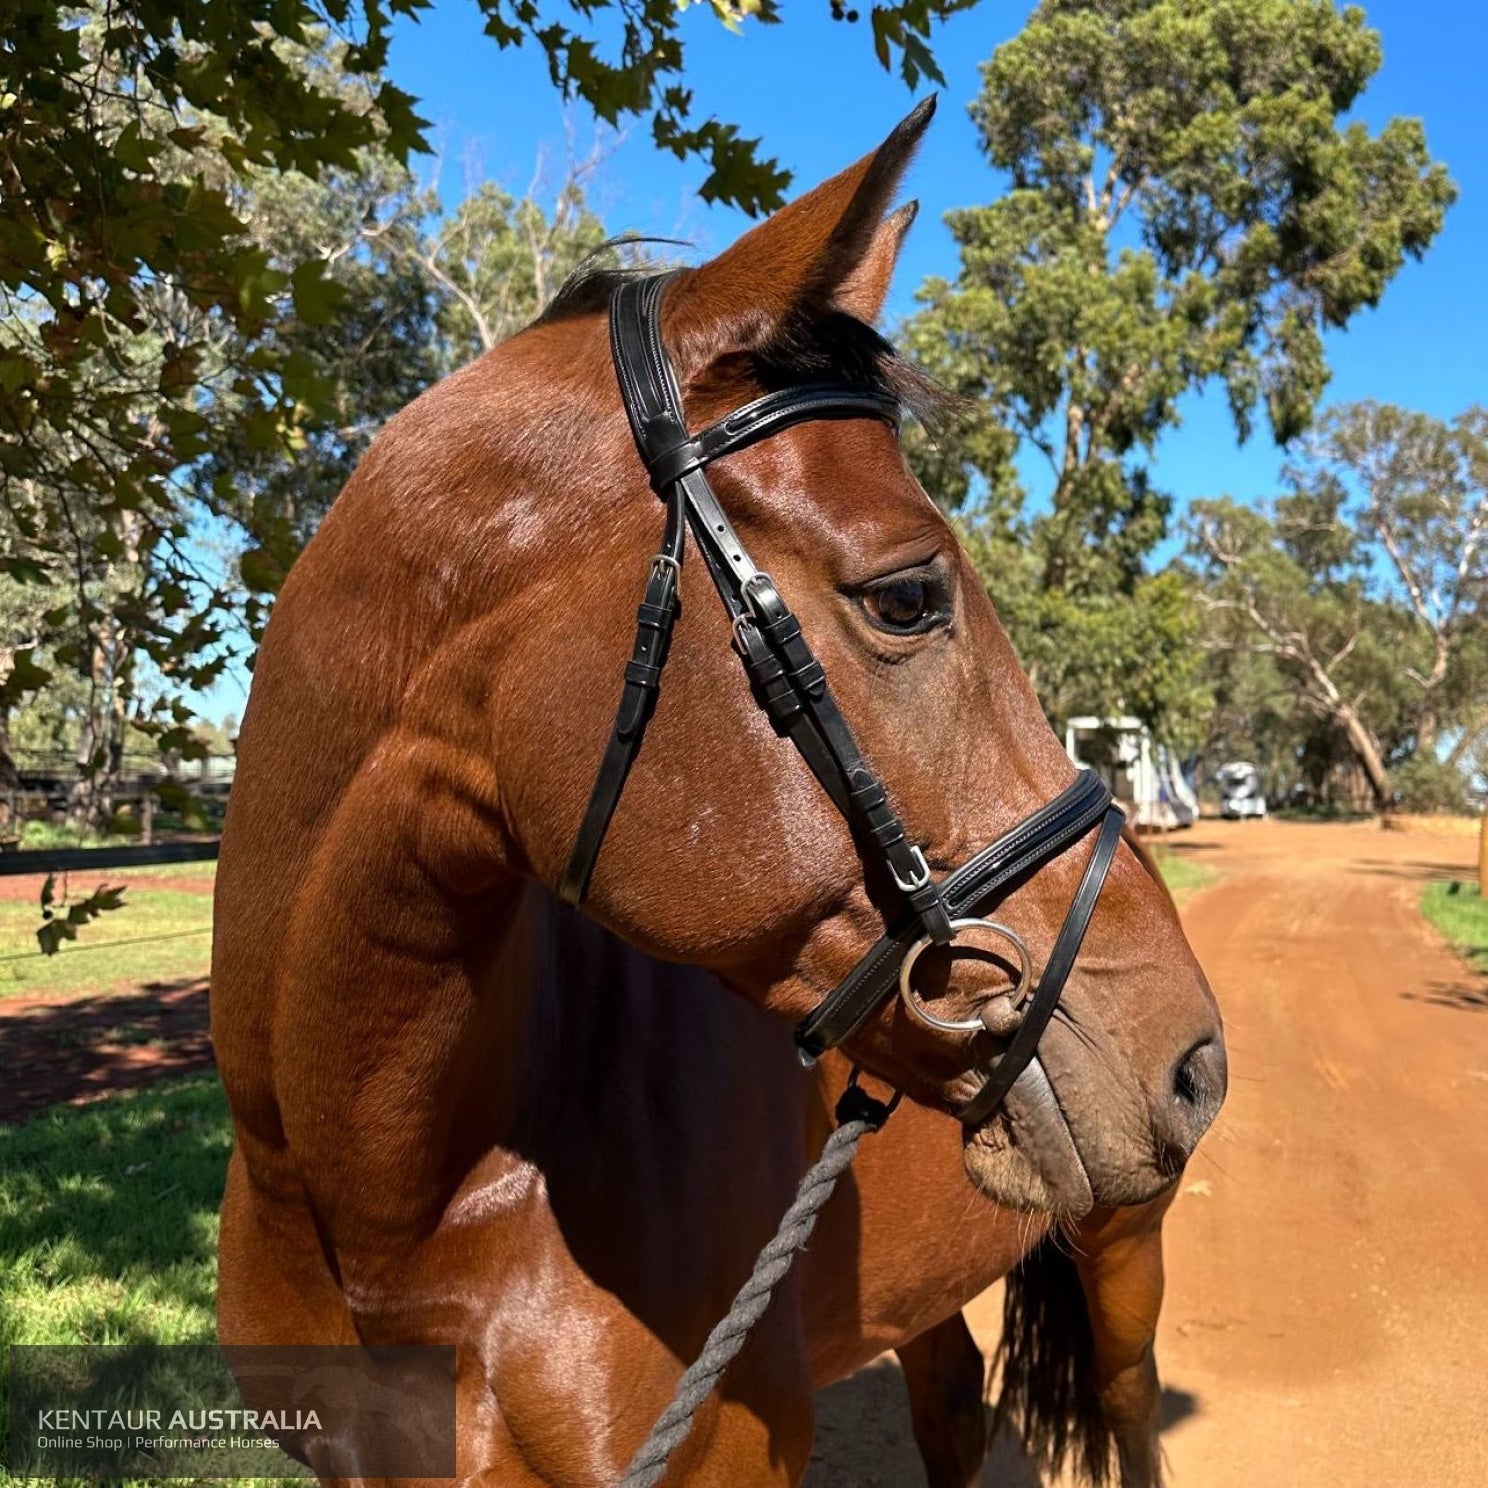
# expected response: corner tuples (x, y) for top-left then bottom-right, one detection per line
(560, 269), (1126, 1126)
(645, 386), (901, 489)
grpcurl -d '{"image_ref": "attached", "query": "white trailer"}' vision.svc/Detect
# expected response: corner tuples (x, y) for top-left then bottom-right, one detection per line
(1064, 716), (1194, 830)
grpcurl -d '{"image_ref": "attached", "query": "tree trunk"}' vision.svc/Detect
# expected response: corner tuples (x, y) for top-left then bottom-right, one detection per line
(69, 630), (122, 834)
(69, 636), (107, 832)
(0, 708), (17, 792)
(1335, 702), (1393, 811)
(1416, 708), (1439, 754)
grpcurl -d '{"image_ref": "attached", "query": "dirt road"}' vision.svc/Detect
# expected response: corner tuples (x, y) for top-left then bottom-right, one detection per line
(810, 817), (1488, 1486)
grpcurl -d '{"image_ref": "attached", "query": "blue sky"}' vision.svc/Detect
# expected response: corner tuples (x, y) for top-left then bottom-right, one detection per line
(203, 0), (1487, 719)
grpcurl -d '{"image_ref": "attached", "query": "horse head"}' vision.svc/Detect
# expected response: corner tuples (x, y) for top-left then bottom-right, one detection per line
(258, 103), (1224, 1221)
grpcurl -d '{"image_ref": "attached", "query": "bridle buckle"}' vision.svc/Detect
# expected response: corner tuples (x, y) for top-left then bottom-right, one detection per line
(890, 844), (932, 894)
(730, 611), (756, 656)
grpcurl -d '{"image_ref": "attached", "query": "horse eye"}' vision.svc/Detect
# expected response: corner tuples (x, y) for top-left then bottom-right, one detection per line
(864, 576), (934, 633)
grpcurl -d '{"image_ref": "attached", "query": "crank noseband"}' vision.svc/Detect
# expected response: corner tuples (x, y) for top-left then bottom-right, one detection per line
(560, 271), (1125, 1124)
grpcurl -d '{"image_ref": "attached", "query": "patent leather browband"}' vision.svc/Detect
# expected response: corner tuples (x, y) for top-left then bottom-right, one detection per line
(561, 270), (1126, 1123)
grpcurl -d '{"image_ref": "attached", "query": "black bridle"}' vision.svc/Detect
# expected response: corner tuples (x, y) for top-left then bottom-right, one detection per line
(559, 272), (1124, 1125)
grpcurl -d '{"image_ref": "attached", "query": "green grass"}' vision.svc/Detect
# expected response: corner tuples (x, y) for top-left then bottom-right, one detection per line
(1421, 880), (1488, 973)
(0, 872), (214, 999)
(1156, 851), (1219, 906)
(0, 1078), (239, 1488)
(14, 822), (134, 851)
(0, 1077), (227, 1347)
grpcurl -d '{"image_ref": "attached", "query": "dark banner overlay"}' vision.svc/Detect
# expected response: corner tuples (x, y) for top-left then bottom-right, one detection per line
(8, 1344), (457, 1479)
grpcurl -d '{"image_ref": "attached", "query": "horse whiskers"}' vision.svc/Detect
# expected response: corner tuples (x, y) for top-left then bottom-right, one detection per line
(1153, 1141), (1185, 1183)
(1045, 1209), (1087, 1256)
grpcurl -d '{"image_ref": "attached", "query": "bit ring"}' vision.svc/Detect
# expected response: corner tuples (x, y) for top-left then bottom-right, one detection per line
(897, 917), (1034, 1034)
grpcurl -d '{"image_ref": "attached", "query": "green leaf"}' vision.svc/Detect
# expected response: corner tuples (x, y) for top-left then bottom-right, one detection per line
(114, 121), (163, 173)
(0, 555), (51, 585)
(35, 884), (128, 957)
(291, 261), (349, 327)
(0, 649), (54, 707)
(239, 546), (287, 595)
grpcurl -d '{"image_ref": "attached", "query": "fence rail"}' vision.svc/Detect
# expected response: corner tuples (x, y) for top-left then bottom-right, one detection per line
(0, 841), (221, 876)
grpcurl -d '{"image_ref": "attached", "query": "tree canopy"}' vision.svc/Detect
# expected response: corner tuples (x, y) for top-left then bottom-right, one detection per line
(0, 12), (637, 829)
(1189, 404), (1488, 811)
(905, 0), (1454, 744)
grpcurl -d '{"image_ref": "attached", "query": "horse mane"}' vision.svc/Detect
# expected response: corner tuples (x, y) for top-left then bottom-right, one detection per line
(537, 252), (656, 325)
(538, 243), (955, 428)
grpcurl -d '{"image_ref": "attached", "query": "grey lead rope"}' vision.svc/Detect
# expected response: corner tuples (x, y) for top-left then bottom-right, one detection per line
(618, 1078), (900, 1488)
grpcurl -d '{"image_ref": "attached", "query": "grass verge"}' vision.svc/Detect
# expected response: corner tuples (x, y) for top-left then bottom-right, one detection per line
(0, 1076), (282, 1488)
(0, 1076), (226, 1347)
(1421, 880), (1488, 973)
(0, 877), (213, 1000)
(1156, 851), (1219, 907)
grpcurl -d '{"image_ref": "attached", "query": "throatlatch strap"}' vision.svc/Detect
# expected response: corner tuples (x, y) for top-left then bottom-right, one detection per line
(557, 486), (685, 905)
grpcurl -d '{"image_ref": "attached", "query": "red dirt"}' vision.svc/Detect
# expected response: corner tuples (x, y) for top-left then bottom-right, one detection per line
(0, 978), (212, 1123)
(0, 870), (216, 902)
(808, 817), (1488, 1485)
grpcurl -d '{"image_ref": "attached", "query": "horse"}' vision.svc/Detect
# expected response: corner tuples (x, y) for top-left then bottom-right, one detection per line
(211, 99), (1225, 1487)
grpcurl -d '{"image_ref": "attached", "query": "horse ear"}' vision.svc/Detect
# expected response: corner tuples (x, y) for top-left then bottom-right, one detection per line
(836, 199), (919, 324)
(666, 98), (934, 366)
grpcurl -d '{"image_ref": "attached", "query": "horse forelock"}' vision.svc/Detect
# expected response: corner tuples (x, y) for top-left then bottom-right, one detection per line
(541, 251), (954, 431)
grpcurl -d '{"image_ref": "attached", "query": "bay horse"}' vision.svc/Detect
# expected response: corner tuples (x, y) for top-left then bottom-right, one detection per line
(212, 99), (1225, 1487)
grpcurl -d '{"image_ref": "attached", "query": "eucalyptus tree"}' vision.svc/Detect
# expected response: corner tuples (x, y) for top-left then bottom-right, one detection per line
(1303, 402), (1488, 758)
(905, 0), (1454, 737)
(1189, 491), (1405, 808)
(1191, 404), (1488, 811)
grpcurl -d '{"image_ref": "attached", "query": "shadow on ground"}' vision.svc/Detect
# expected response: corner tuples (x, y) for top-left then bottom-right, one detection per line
(1401, 979), (1488, 1013)
(807, 1358), (1201, 1485)
(0, 977), (212, 1123)
(1350, 858), (1477, 882)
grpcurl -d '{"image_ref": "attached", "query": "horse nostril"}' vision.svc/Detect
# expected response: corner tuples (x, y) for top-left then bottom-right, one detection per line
(1175, 1050), (1202, 1105)
(1160, 1035), (1227, 1158)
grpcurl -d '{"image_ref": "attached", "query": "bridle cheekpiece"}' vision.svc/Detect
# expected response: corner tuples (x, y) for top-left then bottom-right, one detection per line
(559, 271), (1125, 1125)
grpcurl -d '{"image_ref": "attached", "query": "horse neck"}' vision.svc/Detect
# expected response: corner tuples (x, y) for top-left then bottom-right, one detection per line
(494, 887), (804, 1142)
